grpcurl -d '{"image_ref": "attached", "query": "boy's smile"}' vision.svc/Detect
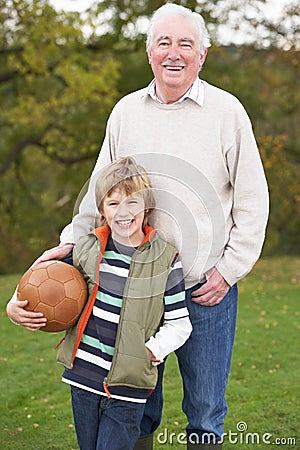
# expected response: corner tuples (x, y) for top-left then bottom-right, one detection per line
(116, 219), (133, 226)
(102, 188), (146, 247)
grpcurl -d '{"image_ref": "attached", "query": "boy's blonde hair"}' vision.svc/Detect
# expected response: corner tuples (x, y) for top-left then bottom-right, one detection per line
(95, 157), (155, 226)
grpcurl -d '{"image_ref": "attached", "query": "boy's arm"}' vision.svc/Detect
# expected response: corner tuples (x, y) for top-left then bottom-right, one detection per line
(6, 286), (47, 331)
(145, 256), (192, 364)
(146, 316), (192, 364)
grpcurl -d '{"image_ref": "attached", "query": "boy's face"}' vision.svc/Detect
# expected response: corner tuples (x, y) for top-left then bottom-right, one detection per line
(102, 188), (146, 247)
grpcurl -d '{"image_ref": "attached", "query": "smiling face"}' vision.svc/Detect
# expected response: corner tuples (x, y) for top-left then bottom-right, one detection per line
(147, 15), (207, 104)
(102, 188), (146, 247)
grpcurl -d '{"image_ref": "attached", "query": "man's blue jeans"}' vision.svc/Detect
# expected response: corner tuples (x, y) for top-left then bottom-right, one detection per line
(140, 283), (238, 443)
(71, 386), (145, 450)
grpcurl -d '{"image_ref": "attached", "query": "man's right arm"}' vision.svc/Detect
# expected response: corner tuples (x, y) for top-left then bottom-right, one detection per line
(60, 135), (113, 245)
(7, 133), (113, 320)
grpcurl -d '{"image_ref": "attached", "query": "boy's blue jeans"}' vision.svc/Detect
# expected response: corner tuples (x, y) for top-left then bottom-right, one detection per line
(71, 386), (145, 450)
(140, 283), (238, 444)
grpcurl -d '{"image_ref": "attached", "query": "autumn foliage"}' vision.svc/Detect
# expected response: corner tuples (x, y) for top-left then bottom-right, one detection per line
(0, 0), (299, 273)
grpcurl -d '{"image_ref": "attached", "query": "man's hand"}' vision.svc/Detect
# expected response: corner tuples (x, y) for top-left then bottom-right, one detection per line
(33, 243), (74, 266)
(6, 300), (47, 331)
(191, 268), (230, 306)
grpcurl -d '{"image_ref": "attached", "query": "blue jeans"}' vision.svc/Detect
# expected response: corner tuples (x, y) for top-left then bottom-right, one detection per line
(71, 386), (146, 450)
(140, 283), (238, 443)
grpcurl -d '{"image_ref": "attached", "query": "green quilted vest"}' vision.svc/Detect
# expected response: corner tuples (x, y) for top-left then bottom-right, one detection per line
(57, 225), (177, 390)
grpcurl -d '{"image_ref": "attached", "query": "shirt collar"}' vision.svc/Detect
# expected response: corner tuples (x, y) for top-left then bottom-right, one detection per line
(147, 78), (204, 107)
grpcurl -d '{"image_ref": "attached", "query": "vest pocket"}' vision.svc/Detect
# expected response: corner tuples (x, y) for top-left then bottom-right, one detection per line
(108, 320), (157, 389)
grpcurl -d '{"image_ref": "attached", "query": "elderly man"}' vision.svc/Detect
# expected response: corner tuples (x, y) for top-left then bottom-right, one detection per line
(7, 3), (269, 449)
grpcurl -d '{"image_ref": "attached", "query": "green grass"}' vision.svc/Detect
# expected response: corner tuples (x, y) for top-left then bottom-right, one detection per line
(0, 258), (299, 449)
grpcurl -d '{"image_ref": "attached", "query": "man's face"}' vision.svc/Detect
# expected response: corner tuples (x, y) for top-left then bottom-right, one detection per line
(147, 15), (207, 102)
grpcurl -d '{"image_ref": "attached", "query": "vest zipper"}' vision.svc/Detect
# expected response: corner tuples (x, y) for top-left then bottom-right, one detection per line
(103, 377), (111, 398)
(105, 255), (137, 386)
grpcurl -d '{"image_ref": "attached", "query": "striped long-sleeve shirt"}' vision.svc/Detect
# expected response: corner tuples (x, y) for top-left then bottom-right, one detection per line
(62, 236), (190, 403)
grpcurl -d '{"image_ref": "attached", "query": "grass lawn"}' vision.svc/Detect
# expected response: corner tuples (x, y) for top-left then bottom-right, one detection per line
(0, 257), (299, 449)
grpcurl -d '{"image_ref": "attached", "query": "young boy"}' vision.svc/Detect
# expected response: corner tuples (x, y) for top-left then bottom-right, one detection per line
(43, 157), (192, 449)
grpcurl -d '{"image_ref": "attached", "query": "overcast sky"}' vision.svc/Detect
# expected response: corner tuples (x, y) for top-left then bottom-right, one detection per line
(49, 0), (293, 45)
(49, 0), (290, 16)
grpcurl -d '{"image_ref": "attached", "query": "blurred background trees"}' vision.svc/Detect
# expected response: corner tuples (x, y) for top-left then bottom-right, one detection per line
(0, 0), (299, 273)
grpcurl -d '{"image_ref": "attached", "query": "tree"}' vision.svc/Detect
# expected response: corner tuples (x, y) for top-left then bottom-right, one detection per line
(202, 44), (300, 254)
(0, 0), (299, 273)
(0, 0), (120, 272)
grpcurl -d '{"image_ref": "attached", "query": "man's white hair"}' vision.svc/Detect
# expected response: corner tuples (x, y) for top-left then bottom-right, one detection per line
(146, 3), (211, 55)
